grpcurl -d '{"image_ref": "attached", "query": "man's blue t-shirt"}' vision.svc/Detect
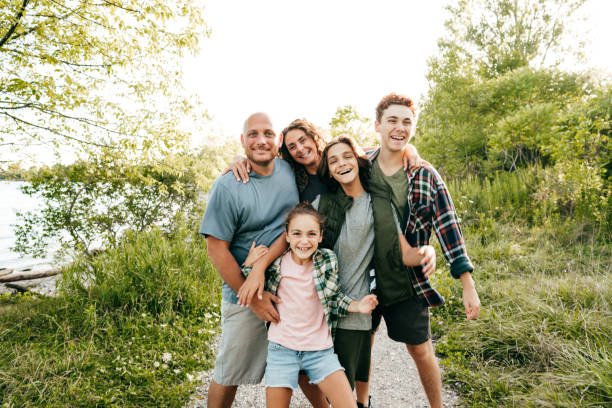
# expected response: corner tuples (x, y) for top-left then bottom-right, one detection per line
(200, 158), (299, 304)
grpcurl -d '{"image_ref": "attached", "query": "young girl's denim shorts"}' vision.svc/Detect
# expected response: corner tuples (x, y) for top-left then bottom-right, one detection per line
(264, 341), (344, 390)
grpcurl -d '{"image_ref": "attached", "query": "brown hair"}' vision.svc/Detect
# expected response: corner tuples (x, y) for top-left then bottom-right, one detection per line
(375, 93), (418, 122)
(284, 202), (326, 232)
(317, 135), (371, 192)
(279, 119), (328, 193)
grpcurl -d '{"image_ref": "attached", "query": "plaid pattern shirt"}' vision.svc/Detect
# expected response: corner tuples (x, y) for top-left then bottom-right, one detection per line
(367, 148), (473, 307)
(242, 248), (353, 340)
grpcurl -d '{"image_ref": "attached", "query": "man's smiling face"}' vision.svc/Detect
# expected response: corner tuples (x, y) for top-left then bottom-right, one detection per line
(241, 113), (279, 166)
(375, 104), (415, 153)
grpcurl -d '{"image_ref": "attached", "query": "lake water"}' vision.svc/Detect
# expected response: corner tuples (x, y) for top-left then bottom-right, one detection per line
(0, 181), (57, 271)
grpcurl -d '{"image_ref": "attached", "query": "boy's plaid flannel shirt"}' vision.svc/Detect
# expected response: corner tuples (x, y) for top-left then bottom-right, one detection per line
(367, 148), (474, 307)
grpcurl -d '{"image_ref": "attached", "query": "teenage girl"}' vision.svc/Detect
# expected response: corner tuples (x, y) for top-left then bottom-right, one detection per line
(242, 202), (378, 408)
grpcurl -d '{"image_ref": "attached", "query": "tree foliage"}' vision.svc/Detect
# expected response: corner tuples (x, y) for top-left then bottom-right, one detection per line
(12, 140), (241, 258)
(329, 105), (378, 147)
(0, 0), (207, 158)
(442, 0), (587, 78)
(416, 0), (610, 225)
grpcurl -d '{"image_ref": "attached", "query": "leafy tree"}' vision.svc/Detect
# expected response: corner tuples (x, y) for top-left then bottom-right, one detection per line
(0, 0), (207, 158)
(417, 0), (592, 176)
(416, 0), (610, 225)
(442, 0), (587, 78)
(12, 140), (241, 258)
(329, 105), (378, 147)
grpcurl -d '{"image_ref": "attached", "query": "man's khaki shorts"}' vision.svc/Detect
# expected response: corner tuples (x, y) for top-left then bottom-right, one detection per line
(213, 300), (268, 385)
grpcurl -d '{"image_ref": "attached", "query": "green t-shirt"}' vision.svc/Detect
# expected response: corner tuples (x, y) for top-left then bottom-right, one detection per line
(369, 160), (416, 301)
(370, 160), (408, 224)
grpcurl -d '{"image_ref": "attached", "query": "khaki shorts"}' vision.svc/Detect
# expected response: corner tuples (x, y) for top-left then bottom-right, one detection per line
(213, 300), (268, 385)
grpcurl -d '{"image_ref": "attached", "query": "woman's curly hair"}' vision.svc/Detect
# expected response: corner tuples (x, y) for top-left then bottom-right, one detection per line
(279, 119), (328, 193)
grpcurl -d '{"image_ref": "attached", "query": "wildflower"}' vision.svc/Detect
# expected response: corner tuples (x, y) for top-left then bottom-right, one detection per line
(162, 363), (168, 369)
(154, 361), (160, 368)
(174, 368), (181, 374)
(186, 373), (194, 382)
(162, 352), (172, 363)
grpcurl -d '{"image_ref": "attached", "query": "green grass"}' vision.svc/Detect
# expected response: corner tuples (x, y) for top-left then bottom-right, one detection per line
(1, 169), (610, 407)
(0, 226), (221, 407)
(430, 219), (611, 407)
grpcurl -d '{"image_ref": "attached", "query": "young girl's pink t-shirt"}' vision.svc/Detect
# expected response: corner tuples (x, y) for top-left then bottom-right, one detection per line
(267, 251), (333, 351)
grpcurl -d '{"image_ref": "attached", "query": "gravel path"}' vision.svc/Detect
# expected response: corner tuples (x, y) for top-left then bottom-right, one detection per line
(187, 321), (459, 407)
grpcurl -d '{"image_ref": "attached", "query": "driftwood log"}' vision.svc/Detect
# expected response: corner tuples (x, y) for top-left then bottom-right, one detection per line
(0, 268), (61, 283)
(0, 268), (13, 277)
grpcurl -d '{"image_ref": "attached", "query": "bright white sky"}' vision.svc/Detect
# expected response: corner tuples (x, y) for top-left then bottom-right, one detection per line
(183, 0), (612, 144)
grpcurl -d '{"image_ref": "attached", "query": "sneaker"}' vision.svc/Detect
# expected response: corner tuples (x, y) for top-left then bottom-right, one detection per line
(357, 395), (373, 408)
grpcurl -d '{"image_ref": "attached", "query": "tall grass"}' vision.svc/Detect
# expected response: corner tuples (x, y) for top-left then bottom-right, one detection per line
(430, 171), (611, 407)
(0, 225), (221, 407)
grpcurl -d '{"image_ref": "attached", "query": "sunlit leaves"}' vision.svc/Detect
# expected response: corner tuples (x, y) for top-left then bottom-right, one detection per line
(0, 0), (208, 161)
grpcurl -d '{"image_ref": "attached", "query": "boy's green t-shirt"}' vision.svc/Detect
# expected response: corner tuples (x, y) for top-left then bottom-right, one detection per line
(370, 160), (409, 222)
(369, 160), (417, 301)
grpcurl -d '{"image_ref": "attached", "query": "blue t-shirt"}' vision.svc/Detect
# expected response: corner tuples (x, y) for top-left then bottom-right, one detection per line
(200, 158), (299, 303)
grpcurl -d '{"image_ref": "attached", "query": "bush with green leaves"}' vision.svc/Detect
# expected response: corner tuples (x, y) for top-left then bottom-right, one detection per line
(12, 141), (241, 259)
(0, 225), (222, 407)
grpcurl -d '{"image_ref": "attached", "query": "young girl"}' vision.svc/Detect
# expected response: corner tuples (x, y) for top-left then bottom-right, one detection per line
(242, 202), (378, 408)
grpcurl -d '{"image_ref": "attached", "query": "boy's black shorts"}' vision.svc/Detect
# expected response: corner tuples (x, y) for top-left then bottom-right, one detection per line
(334, 328), (372, 389)
(372, 296), (431, 345)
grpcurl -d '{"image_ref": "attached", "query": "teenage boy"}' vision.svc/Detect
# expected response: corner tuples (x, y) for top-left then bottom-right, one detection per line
(366, 94), (481, 408)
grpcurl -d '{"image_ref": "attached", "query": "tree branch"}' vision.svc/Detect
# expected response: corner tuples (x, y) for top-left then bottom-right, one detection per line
(1, 112), (114, 148)
(0, 0), (31, 49)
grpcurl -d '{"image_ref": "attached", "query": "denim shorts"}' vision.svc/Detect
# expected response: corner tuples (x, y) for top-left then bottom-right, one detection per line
(265, 342), (344, 390)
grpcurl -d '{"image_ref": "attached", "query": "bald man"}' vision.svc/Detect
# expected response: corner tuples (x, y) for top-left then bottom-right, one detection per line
(200, 113), (300, 407)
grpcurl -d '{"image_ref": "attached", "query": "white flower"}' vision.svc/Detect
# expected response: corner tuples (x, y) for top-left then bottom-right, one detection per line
(153, 361), (160, 368)
(162, 352), (172, 363)
(186, 373), (194, 382)
(173, 368), (181, 374)
(162, 363), (168, 369)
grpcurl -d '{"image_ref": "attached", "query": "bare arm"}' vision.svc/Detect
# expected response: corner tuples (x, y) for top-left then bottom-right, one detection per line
(238, 232), (289, 306)
(206, 236), (245, 293)
(222, 155), (251, 183)
(460, 272), (480, 320)
(347, 294), (378, 314)
(206, 236), (281, 322)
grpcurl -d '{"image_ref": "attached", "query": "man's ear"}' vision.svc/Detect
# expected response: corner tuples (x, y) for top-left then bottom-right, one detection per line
(278, 131), (284, 147)
(240, 133), (246, 148)
(374, 120), (380, 133)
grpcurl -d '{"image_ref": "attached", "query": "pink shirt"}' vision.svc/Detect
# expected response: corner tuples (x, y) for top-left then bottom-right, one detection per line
(268, 252), (333, 351)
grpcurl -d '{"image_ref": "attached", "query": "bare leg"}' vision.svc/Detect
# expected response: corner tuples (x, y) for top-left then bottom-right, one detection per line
(298, 373), (329, 407)
(207, 381), (237, 408)
(355, 333), (376, 406)
(317, 370), (357, 408)
(266, 387), (293, 408)
(406, 339), (442, 408)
